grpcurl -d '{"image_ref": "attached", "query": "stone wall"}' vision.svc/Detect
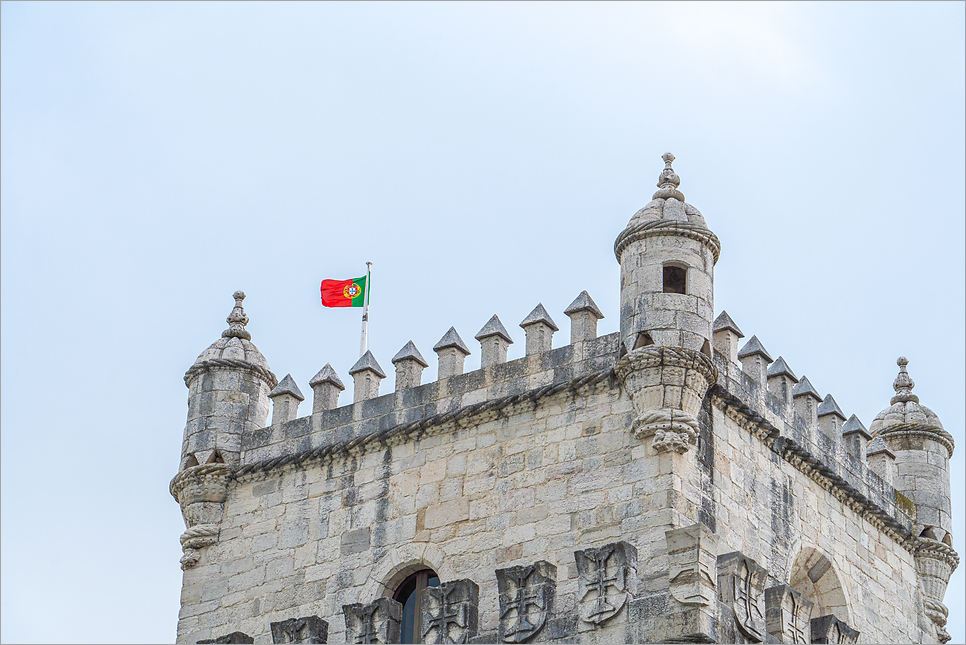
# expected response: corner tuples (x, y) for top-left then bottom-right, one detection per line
(174, 329), (932, 643)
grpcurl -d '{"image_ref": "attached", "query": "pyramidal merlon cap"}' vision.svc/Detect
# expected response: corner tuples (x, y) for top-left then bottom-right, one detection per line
(767, 356), (798, 381)
(712, 310), (743, 337)
(433, 327), (471, 355)
(475, 315), (513, 343)
(792, 376), (821, 400)
(564, 290), (604, 319)
(843, 414), (870, 438)
(817, 394), (846, 419)
(349, 350), (386, 378)
(737, 335), (772, 362)
(520, 303), (559, 331)
(269, 373), (305, 401)
(309, 363), (345, 390)
(392, 341), (429, 367)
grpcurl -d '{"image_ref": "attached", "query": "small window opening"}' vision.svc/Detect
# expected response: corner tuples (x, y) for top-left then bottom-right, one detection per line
(394, 569), (440, 643)
(920, 526), (938, 540)
(206, 450), (225, 464)
(183, 454), (199, 469)
(633, 332), (655, 349)
(663, 265), (687, 294)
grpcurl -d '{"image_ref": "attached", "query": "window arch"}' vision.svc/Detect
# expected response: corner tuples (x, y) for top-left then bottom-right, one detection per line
(393, 568), (440, 644)
(788, 547), (851, 624)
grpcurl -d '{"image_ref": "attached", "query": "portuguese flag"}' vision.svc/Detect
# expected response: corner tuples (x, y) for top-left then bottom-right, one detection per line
(321, 276), (367, 307)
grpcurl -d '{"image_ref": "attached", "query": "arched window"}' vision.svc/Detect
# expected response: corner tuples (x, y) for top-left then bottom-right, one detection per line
(393, 568), (440, 644)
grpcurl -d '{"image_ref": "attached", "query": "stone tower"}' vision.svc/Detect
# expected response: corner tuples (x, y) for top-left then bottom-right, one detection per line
(614, 153), (720, 451)
(870, 357), (958, 642)
(171, 291), (277, 569)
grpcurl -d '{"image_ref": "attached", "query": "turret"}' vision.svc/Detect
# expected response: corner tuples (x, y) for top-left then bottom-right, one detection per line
(870, 357), (958, 643)
(179, 291), (277, 470)
(614, 155), (719, 453)
(614, 153), (720, 356)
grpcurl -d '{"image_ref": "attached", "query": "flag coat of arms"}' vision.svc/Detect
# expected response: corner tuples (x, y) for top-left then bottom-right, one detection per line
(321, 276), (367, 307)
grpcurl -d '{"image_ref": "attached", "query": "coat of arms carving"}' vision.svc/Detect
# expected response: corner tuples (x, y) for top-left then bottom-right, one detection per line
(496, 561), (557, 642)
(574, 541), (637, 625)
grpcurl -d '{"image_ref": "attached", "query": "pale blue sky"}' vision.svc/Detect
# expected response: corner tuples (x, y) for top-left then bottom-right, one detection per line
(2, 2), (963, 643)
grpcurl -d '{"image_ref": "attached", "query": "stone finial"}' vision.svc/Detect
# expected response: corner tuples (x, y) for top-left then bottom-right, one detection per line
(392, 341), (429, 391)
(309, 363), (345, 413)
(564, 291), (604, 344)
(222, 290), (252, 341)
(792, 376), (821, 435)
(434, 327), (471, 379)
(891, 356), (919, 404)
(817, 394), (846, 438)
(268, 374), (304, 425)
(712, 310), (744, 363)
(653, 152), (686, 201)
(842, 414), (872, 461)
(349, 350), (386, 403)
(475, 315), (513, 368)
(520, 304), (558, 356)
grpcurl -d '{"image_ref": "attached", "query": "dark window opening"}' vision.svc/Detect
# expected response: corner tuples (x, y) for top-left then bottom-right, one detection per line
(633, 332), (655, 349)
(663, 265), (687, 294)
(206, 450), (225, 464)
(393, 569), (440, 643)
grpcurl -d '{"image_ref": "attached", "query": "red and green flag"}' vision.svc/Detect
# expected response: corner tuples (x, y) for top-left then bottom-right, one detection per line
(320, 276), (367, 307)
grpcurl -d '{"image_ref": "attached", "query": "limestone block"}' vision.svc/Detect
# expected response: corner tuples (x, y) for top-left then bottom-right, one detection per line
(520, 304), (558, 356)
(496, 561), (557, 642)
(420, 578), (479, 644)
(309, 364), (345, 413)
(269, 374), (305, 425)
(765, 584), (813, 644)
(344, 597), (402, 644)
(475, 315), (513, 368)
(574, 541), (637, 625)
(666, 523), (717, 606)
(270, 616), (328, 643)
(564, 291), (604, 345)
(198, 632), (254, 644)
(810, 614), (859, 644)
(434, 327), (471, 379)
(391, 341), (429, 391)
(717, 551), (768, 642)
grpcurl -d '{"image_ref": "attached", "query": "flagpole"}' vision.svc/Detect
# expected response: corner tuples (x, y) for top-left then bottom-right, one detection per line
(360, 262), (372, 357)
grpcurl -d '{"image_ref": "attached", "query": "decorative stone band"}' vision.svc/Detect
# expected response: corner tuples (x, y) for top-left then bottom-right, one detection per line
(871, 423), (955, 458)
(613, 219), (721, 264)
(230, 368), (616, 480)
(183, 357), (279, 389)
(914, 539), (960, 642)
(708, 385), (924, 557)
(169, 464), (231, 570)
(615, 346), (717, 453)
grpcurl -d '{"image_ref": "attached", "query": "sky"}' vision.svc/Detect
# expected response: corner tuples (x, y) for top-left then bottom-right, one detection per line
(1, 2), (963, 643)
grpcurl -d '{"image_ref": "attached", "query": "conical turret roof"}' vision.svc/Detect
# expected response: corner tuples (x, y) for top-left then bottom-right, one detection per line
(189, 291), (274, 378)
(870, 357), (944, 434)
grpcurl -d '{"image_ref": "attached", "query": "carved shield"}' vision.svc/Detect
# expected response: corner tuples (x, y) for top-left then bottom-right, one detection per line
(575, 542), (637, 625)
(344, 598), (402, 644)
(270, 616), (328, 644)
(496, 561), (557, 642)
(765, 585), (813, 645)
(667, 523), (717, 606)
(421, 579), (479, 644)
(717, 552), (767, 642)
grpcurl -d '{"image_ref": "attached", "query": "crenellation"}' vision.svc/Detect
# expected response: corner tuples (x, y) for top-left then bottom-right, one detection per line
(173, 155), (954, 645)
(268, 374), (305, 426)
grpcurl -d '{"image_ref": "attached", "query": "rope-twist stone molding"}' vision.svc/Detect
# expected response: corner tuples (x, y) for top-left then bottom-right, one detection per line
(873, 423), (955, 459)
(183, 358), (278, 389)
(614, 219), (721, 264)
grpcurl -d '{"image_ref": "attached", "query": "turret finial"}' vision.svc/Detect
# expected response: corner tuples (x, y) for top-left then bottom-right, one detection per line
(222, 290), (252, 341)
(653, 153), (685, 201)
(891, 356), (918, 404)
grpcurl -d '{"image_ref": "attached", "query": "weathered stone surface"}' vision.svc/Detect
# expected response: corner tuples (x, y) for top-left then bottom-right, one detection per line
(270, 616), (328, 643)
(667, 523), (717, 606)
(765, 585), (813, 644)
(344, 597), (401, 644)
(574, 541), (637, 625)
(421, 578), (479, 644)
(810, 614), (859, 644)
(198, 632), (254, 644)
(717, 551), (768, 642)
(496, 561), (556, 642)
